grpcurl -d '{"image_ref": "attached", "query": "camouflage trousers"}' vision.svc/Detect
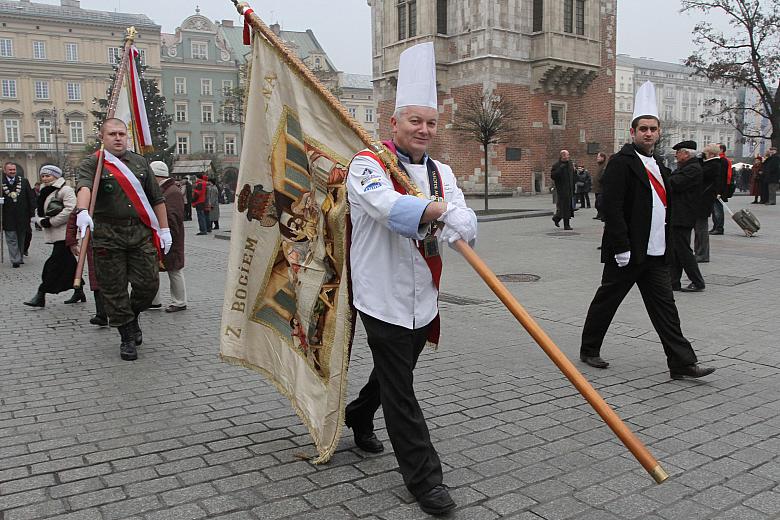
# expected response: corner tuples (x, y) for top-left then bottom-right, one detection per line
(92, 221), (159, 328)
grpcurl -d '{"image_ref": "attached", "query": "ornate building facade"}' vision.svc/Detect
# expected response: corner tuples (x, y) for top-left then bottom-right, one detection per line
(369, 0), (617, 194)
(0, 0), (160, 179)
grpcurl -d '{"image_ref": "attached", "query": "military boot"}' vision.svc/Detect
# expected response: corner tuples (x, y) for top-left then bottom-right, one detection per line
(118, 324), (138, 361)
(131, 317), (143, 346)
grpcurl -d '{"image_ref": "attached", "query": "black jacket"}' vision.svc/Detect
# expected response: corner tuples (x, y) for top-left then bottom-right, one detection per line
(668, 157), (702, 228)
(698, 157), (720, 218)
(600, 143), (671, 265)
(715, 156), (732, 201)
(551, 160), (575, 199)
(764, 154), (780, 184)
(1, 175), (36, 234)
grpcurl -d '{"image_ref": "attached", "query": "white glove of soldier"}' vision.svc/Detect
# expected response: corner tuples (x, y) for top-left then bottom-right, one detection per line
(440, 204), (477, 247)
(159, 228), (173, 255)
(76, 211), (94, 239)
(615, 251), (631, 268)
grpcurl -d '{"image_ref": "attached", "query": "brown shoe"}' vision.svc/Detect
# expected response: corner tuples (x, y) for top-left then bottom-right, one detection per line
(670, 364), (715, 380)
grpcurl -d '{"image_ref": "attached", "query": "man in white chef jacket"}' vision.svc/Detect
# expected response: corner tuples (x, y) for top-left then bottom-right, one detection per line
(343, 43), (477, 517)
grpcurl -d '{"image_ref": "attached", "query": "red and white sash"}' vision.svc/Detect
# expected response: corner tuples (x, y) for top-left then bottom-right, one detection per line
(100, 150), (162, 257)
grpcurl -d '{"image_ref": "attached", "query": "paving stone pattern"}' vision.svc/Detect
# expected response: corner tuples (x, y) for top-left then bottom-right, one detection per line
(1, 197), (779, 519)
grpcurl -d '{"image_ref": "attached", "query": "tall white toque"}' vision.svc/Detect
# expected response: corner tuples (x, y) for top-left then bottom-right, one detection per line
(394, 42), (438, 112)
(632, 80), (659, 124)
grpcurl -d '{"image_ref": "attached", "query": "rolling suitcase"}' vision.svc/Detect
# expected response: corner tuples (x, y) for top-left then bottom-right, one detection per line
(718, 196), (760, 237)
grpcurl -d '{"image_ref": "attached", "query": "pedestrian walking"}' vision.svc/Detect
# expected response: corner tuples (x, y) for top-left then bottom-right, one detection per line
(345, 43), (477, 516)
(207, 177), (220, 230)
(150, 161), (187, 313)
(578, 81), (715, 380)
(2, 162), (36, 267)
(65, 212), (106, 325)
(763, 147), (779, 205)
(23, 165), (78, 308)
(695, 144), (720, 263)
(575, 166), (592, 208)
(192, 174), (209, 235)
(710, 144), (733, 234)
(668, 141), (705, 292)
(551, 150), (575, 230)
(74, 118), (172, 361)
(750, 156), (763, 204)
(183, 176), (193, 221)
(592, 152), (607, 220)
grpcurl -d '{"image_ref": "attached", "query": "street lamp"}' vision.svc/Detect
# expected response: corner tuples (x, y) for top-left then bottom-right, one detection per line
(39, 107), (66, 168)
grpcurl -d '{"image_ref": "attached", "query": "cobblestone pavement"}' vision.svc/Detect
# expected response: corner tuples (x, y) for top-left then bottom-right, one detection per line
(1, 195), (779, 520)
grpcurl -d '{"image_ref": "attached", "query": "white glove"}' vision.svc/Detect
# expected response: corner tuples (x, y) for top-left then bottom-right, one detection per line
(159, 228), (172, 255)
(615, 251), (631, 268)
(76, 211), (94, 239)
(31, 216), (41, 226)
(440, 204), (477, 246)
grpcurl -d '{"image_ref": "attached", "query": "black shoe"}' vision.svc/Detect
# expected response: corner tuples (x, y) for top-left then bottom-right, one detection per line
(563, 225), (573, 230)
(196, 232), (207, 236)
(131, 318), (143, 346)
(118, 324), (138, 361)
(64, 287), (86, 304)
(164, 305), (187, 313)
(671, 284), (682, 291)
(580, 355), (609, 368)
(709, 229), (724, 235)
(351, 426), (384, 453)
(147, 303), (162, 310)
(90, 314), (108, 326)
(670, 364), (715, 380)
(694, 257), (709, 263)
(417, 485), (456, 516)
(24, 291), (45, 308)
(552, 216), (560, 228)
(680, 283), (705, 292)
(12, 263), (20, 268)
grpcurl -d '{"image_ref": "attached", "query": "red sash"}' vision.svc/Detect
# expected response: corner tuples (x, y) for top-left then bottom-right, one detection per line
(98, 151), (163, 258)
(353, 144), (442, 345)
(645, 167), (667, 207)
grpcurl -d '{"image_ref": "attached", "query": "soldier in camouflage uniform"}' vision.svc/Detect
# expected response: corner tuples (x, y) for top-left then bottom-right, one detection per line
(75, 118), (172, 361)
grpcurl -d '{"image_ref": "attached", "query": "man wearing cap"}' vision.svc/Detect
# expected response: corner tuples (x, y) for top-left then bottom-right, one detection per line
(2, 161), (36, 267)
(343, 42), (476, 516)
(694, 143), (721, 263)
(150, 161), (187, 313)
(579, 81), (715, 380)
(668, 141), (705, 292)
(74, 118), (172, 361)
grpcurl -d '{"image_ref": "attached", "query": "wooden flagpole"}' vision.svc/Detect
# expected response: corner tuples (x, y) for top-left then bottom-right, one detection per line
(74, 27), (138, 289)
(231, 0), (668, 484)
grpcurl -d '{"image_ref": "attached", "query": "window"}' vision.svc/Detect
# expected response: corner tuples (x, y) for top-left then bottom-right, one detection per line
(108, 47), (122, 65)
(397, 0), (417, 40)
(136, 48), (146, 66)
(32, 41), (46, 59)
(222, 80), (233, 96)
(66, 82), (81, 101)
(38, 120), (52, 143)
(69, 121), (84, 144)
(532, 0), (543, 31)
(1, 79), (17, 98)
(224, 135), (237, 156)
(365, 107), (374, 123)
(314, 57), (322, 70)
(664, 105), (673, 120)
(175, 103), (188, 122)
(65, 43), (78, 62)
(222, 105), (235, 123)
(549, 103), (566, 127)
(4, 119), (20, 142)
(176, 135), (190, 155)
(34, 80), (50, 100)
(201, 79), (212, 96)
(174, 77), (186, 95)
(437, 0), (448, 35)
(564, 0), (573, 33)
(665, 87), (674, 98)
(575, 0), (585, 35)
(0, 38), (13, 57)
(703, 135), (712, 145)
(203, 135), (215, 154)
(347, 106), (357, 119)
(191, 41), (208, 60)
(201, 103), (213, 123)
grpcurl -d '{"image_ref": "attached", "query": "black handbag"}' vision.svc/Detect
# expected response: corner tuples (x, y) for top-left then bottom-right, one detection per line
(44, 192), (65, 218)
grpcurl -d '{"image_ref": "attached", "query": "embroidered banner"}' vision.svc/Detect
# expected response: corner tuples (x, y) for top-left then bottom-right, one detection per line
(220, 34), (364, 463)
(115, 46), (153, 154)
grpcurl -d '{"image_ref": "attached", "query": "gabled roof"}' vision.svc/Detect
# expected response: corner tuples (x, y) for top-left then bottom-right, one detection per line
(341, 73), (372, 90)
(0, 0), (159, 29)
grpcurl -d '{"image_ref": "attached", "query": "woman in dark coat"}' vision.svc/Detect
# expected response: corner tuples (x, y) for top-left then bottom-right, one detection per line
(750, 156), (763, 203)
(551, 150), (575, 229)
(150, 162), (187, 312)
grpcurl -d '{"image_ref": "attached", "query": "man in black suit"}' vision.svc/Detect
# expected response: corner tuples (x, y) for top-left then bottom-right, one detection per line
(668, 141), (705, 292)
(578, 92), (715, 380)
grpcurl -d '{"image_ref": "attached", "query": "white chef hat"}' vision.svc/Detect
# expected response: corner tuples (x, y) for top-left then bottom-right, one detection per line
(632, 80), (659, 124)
(394, 42), (437, 112)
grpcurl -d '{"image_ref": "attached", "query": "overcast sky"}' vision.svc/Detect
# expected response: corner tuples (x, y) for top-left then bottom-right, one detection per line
(38, 0), (713, 74)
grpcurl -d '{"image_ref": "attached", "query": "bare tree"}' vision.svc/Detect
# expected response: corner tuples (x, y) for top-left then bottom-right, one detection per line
(453, 90), (520, 211)
(682, 0), (780, 149)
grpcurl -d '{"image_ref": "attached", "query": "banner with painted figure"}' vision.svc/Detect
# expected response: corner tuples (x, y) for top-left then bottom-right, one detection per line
(220, 33), (364, 463)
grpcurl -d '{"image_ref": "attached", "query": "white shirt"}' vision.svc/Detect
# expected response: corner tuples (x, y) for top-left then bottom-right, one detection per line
(636, 151), (666, 256)
(347, 150), (472, 330)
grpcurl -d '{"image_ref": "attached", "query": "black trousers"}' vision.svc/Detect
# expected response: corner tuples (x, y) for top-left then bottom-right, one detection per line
(669, 226), (705, 289)
(580, 256), (698, 370)
(345, 312), (442, 498)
